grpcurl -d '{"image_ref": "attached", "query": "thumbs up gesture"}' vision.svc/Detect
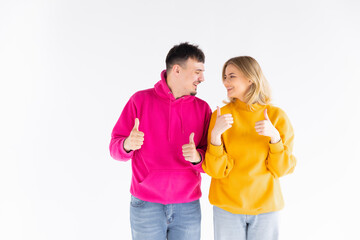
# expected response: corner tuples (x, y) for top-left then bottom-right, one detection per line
(211, 106), (234, 146)
(182, 133), (201, 164)
(124, 118), (145, 152)
(255, 109), (281, 144)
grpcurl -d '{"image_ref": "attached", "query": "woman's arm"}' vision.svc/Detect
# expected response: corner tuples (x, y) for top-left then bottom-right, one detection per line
(265, 108), (296, 178)
(202, 107), (235, 179)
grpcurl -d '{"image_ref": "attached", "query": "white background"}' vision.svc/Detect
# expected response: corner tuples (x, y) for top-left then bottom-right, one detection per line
(1, 0), (360, 239)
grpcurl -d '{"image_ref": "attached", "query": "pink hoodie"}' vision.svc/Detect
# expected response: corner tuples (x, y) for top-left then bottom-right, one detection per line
(110, 70), (212, 204)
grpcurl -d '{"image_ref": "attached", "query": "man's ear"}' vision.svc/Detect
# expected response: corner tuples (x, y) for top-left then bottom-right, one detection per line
(172, 64), (181, 74)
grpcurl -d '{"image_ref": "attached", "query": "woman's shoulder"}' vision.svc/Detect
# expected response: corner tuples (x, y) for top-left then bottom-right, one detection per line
(221, 102), (236, 114)
(210, 102), (234, 118)
(266, 104), (287, 116)
(266, 104), (292, 127)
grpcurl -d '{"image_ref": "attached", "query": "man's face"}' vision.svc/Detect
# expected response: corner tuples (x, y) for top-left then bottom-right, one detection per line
(178, 58), (205, 96)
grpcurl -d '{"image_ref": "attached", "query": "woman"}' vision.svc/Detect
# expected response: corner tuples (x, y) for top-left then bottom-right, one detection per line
(202, 56), (296, 240)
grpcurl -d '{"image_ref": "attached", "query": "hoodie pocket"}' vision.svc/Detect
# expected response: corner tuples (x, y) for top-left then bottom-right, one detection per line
(136, 169), (201, 203)
(132, 150), (150, 183)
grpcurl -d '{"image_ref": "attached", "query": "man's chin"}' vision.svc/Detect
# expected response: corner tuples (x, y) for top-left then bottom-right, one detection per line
(190, 91), (197, 96)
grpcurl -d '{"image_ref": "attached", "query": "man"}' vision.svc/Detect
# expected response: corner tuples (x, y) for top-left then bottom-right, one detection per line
(109, 42), (212, 240)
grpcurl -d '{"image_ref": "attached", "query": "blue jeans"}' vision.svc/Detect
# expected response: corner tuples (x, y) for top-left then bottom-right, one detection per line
(130, 195), (201, 240)
(213, 206), (279, 240)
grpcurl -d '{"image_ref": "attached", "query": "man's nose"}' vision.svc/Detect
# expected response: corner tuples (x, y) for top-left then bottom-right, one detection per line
(199, 73), (205, 82)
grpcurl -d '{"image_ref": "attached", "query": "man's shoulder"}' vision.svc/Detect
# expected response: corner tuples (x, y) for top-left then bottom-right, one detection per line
(130, 88), (155, 101)
(193, 96), (211, 109)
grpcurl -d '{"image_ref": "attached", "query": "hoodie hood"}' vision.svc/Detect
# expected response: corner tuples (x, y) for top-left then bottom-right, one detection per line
(154, 70), (195, 103)
(153, 70), (196, 141)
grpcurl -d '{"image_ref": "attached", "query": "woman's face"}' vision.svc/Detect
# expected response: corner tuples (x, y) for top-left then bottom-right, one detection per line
(223, 64), (252, 101)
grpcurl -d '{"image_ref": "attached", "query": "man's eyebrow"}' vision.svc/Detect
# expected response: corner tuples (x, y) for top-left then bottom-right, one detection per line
(195, 69), (205, 72)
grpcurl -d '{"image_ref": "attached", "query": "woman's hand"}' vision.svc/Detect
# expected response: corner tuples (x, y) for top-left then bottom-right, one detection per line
(211, 106), (233, 146)
(255, 109), (281, 144)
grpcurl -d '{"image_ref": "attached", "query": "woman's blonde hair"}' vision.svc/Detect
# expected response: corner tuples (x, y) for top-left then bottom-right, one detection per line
(222, 56), (271, 109)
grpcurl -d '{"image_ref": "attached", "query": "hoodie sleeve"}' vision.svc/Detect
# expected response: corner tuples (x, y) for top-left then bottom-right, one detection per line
(109, 96), (137, 161)
(266, 109), (296, 178)
(192, 105), (212, 173)
(202, 110), (234, 179)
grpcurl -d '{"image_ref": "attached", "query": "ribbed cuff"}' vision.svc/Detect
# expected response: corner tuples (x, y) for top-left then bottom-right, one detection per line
(192, 150), (203, 165)
(120, 138), (134, 158)
(208, 143), (224, 157)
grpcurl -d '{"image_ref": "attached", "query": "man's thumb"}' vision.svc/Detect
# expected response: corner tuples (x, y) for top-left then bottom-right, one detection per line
(133, 118), (140, 130)
(264, 109), (270, 121)
(189, 132), (195, 144)
(217, 106), (221, 117)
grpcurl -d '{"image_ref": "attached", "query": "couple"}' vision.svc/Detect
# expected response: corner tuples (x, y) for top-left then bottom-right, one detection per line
(109, 43), (296, 240)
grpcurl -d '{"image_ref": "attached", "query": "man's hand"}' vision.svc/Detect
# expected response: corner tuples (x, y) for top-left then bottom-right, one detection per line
(182, 133), (201, 164)
(124, 118), (145, 152)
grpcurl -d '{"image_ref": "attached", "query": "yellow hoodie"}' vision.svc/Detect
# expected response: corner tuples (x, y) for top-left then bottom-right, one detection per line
(202, 99), (296, 215)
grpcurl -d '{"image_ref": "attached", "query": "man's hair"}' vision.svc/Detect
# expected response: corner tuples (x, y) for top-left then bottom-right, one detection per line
(165, 42), (205, 72)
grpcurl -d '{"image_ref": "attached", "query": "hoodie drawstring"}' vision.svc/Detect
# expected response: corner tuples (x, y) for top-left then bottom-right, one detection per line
(168, 93), (185, 142)
(168, 95), (171, 142)
(180, 100), (184, 134)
